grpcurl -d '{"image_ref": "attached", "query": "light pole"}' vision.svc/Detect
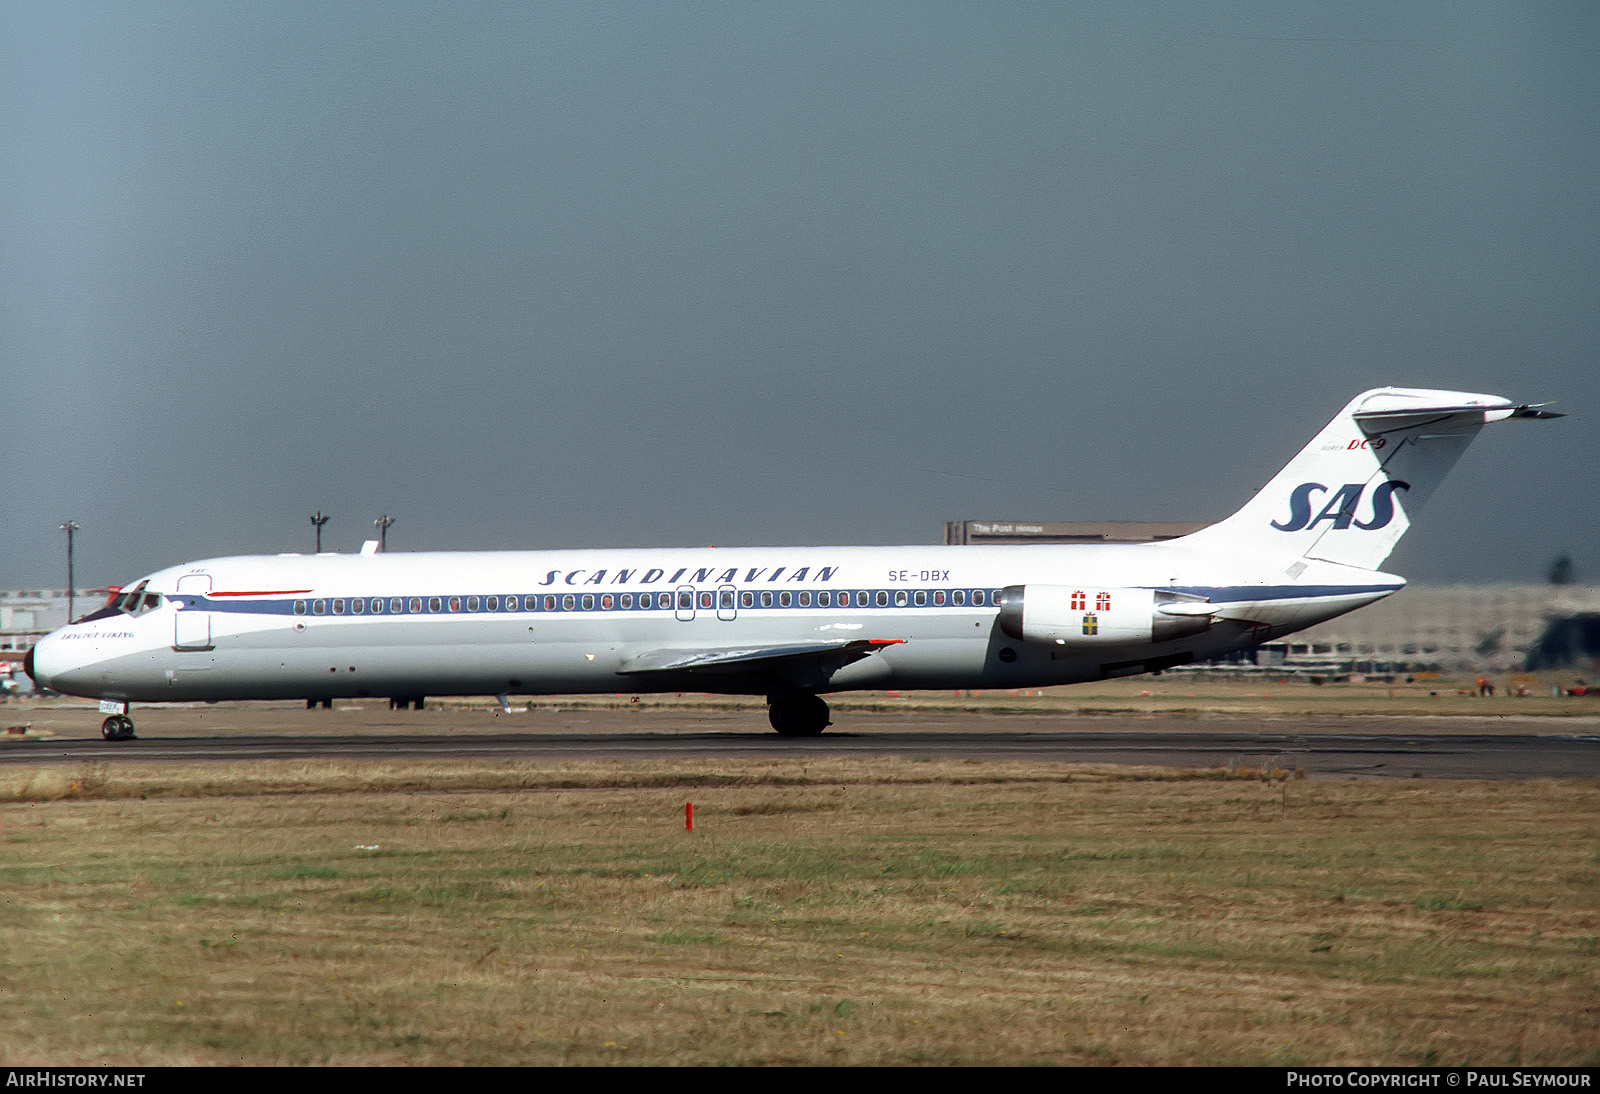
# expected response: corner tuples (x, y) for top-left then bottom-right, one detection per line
(310, 512), (329, 553)
(60, 520), (79, 623)
(374, 515), (394, 552)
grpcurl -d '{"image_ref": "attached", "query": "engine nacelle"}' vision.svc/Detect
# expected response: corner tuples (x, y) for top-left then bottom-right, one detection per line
(997, 585), (1214, 647)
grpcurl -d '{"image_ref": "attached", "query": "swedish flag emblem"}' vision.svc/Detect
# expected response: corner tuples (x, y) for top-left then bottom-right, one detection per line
(1082, 613), (1098, 636)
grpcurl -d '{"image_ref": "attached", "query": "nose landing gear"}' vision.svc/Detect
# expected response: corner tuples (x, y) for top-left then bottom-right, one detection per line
(100, 715), (136, 741)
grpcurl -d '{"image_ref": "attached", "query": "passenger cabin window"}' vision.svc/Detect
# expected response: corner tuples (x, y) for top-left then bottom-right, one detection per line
(352, 599), (364, 614)
(409, 598), (422, 613)
(914, 590), (927, 606)
(894, 590), (907, 607)
(486, 596), (498, 611)
(294, 600), (307, 615)
(428, 597), (442, 612)
(467, 596), (479, 612)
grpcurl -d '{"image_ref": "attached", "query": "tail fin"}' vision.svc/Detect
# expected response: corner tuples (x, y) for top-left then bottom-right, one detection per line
(1181, 387), (1560, 571)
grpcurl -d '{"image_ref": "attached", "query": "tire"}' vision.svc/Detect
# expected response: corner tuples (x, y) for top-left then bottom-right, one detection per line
(767, 694), (830, 737)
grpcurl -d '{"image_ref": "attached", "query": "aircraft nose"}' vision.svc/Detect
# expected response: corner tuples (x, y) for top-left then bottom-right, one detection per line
(27, 634), (57, 691)
(26, 631), (68, 693)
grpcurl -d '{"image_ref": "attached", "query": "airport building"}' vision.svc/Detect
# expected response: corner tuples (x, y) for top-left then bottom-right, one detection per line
(1254, 584), (1600, 675)
(0, 589), (110, 682)
(943, 520), (1210, 545)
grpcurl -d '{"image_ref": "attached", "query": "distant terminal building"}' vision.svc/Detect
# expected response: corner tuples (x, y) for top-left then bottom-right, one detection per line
(0, 588), (114, 686)
(1260, 584), (1600, 675)
(943, 520), (1210, 545)
(1, 590), (72, 660)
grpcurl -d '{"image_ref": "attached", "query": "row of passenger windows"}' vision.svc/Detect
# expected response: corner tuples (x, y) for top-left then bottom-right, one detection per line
(291, 587), (1007, 616)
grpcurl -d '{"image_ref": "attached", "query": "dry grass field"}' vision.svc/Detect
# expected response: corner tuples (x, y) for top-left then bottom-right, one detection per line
(1, 755), (1596, 1065)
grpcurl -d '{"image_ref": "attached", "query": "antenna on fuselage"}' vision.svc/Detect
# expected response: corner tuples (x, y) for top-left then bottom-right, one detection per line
(374, 514), (395, 552)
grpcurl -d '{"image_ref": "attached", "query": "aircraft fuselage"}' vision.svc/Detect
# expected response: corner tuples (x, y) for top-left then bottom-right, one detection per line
(33, 542), (1395, 704)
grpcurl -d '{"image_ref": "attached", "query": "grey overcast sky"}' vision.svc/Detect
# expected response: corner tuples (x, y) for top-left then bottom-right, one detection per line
(3, 2), (1596, 591)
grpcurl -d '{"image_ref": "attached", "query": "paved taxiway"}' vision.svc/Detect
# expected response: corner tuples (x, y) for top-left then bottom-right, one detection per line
(3, 704), (1596, 779)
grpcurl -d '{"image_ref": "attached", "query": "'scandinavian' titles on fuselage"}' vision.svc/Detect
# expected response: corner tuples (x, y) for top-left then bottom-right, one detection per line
(28, 387), (1559, 736)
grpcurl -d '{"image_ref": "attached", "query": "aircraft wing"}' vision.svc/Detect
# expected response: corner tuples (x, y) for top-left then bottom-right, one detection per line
(616, 638), (904, 677)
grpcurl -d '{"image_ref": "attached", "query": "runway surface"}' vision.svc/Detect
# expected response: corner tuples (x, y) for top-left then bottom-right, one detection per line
(3, 704), (1597, 779)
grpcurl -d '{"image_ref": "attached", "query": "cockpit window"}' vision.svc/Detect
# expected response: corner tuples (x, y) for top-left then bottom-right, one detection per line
(103, 580), (163, 616)
(111, 583), (144, 612)
(100, 582), (164, 614)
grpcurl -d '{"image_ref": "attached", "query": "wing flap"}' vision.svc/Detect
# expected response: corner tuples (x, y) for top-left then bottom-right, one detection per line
(617, 638), (903, 676)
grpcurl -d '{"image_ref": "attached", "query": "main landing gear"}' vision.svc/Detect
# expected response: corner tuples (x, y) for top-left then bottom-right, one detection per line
(766, 692), (830, 737)
(100, 715), (136, 741)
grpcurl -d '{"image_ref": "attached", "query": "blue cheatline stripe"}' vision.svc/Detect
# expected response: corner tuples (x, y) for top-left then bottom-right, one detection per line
(181, 587), (1011, 618)
(172, 582), (1398, 620)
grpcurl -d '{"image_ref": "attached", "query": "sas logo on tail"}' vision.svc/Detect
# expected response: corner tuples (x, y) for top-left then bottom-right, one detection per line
(1272, 481), (1410, 532)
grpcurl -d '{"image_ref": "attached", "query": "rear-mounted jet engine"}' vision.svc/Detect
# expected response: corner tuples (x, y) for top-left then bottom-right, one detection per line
(997, 585), (1215, 646)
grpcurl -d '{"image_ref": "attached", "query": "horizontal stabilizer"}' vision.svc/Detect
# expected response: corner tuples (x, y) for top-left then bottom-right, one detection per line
(1177, 386), (1562, 571)
(1353, 400), (1564, 423)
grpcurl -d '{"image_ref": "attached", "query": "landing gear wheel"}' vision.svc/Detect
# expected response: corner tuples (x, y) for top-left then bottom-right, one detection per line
(767, 694), (831, 737)
(101, 715), (135, 741)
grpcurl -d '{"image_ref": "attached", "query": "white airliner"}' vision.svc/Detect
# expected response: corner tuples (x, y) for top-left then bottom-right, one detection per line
(29, 387), (1558, 740)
